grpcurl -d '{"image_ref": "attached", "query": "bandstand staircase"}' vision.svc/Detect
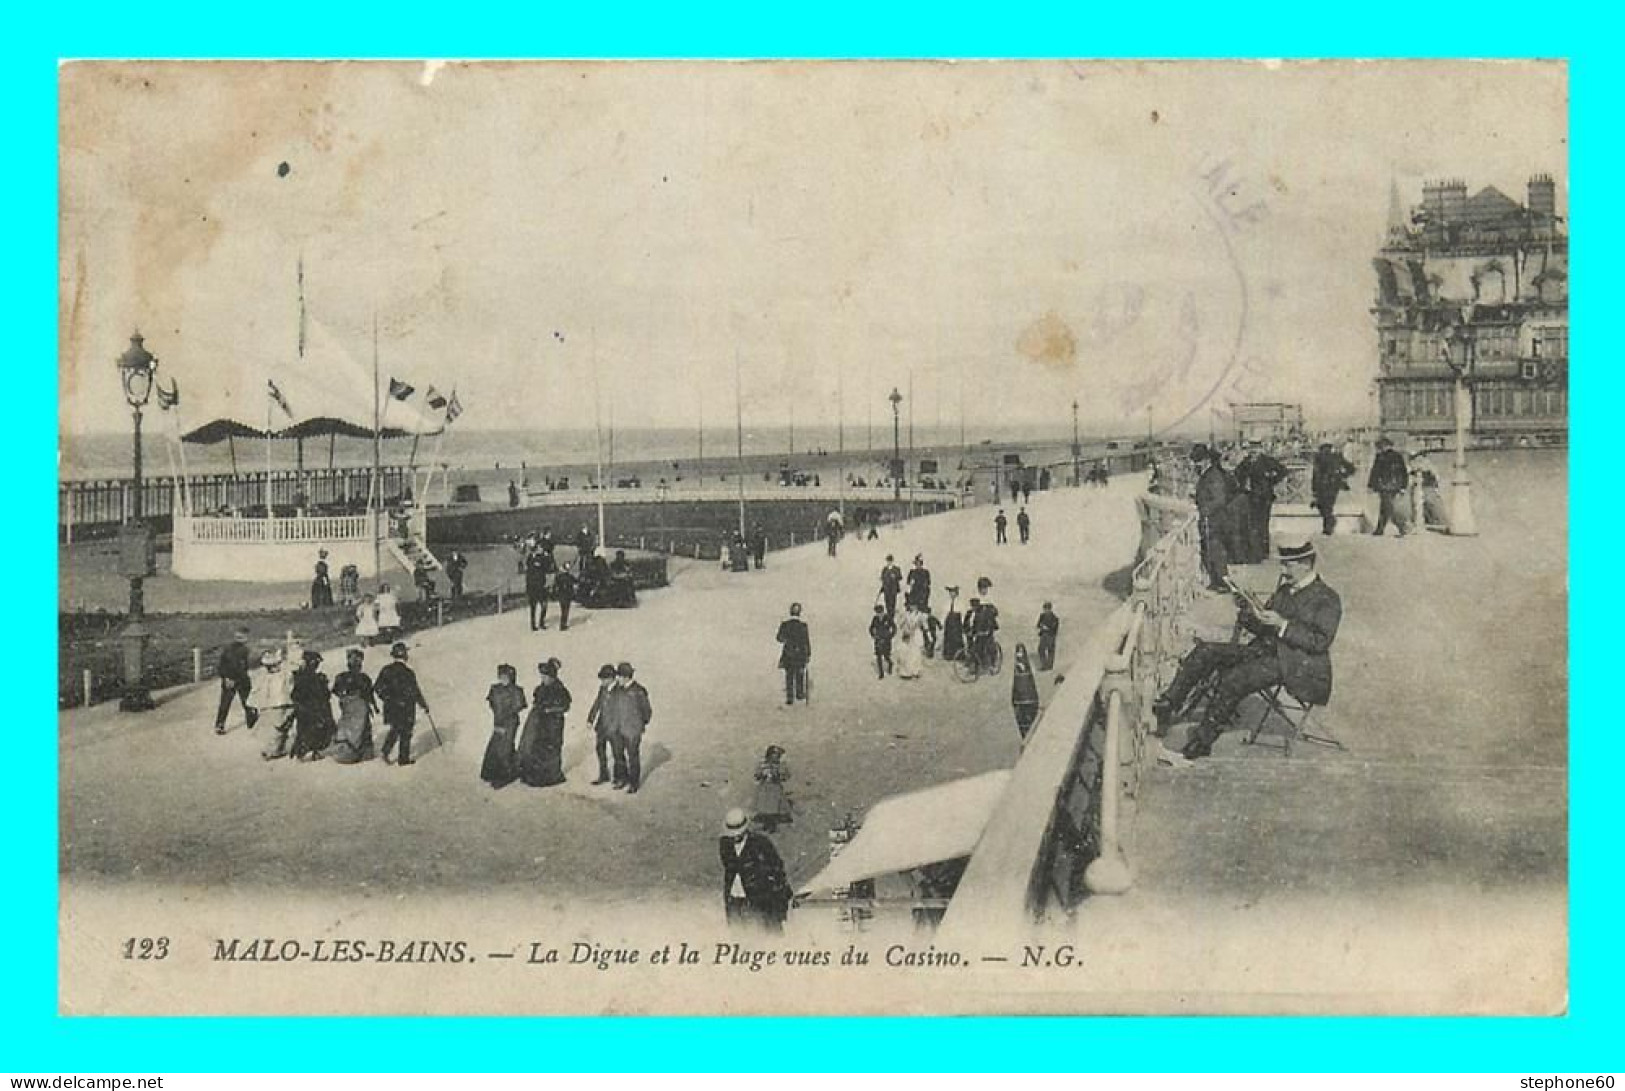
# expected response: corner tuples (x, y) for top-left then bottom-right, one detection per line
(387, 532), (441, 577)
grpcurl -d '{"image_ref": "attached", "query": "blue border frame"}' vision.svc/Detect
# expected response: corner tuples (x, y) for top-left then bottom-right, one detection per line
(23, 2), (1609, 1071)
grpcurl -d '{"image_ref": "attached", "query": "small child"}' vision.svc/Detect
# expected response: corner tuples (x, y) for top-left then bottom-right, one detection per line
(481, 664), (526, 789)
(355, 594), (380, 645)
(752, 745), (792, 832)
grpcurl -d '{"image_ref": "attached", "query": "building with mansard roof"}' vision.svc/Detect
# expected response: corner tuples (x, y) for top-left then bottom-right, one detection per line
(1372, 174), (1567, 447)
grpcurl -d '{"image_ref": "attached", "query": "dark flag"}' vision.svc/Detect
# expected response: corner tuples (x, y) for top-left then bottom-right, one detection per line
(388, 377), (416, 401)
(445, 391), (463, 424)
(424, 385), (448, 410)
(156, 378), (180, 411)
(267, 379), (293, 419)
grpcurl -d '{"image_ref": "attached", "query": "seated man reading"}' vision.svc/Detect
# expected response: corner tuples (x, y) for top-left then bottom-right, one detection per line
(1153, 540), (1342, 763)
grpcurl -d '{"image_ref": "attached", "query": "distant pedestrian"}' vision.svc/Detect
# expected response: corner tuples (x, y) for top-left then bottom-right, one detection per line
(1011, 644), (1040, 741)
(826, 510), (844, 557)
(1368, 437), (1411, 537)
(328, 648), (378, 764)
(922, 608), (942, 659)
(895, 605), (925, 679)
(719, 808), (792, 932)
(552, 567), (576, 631)
(751, 523), (768, 570)
(517, 658), (570, 788)
(310, 549), (334, 608)
(353, 593), (380, 646)
(1234, 442), (1288, 561)
(602, 662), (653, 793)
(508, 480), (520, 508)
(289, 650), (335, 761)
(338, 564), (361, 606)
(879, 555), (903, 617)
(445, 550), (468, 601)
(995, 509), (1008, 544)
(1036, 602), (1060, 671)
(575, 525), (595, 572)
(525, 546), (554, 630)
(1017, 507), (1032, 544)
(376, 642), (430, 767)
(213, 627), (258, 736)
(905, 554), (932, 613)
(586, 664), (618, 785)
(1411, 450), (1448, 529)
(1022, 482), (1032, 504)
(752, 746), (793, 833)
(869, 605), (896, 679)
(775, 603), (811, 706)
(413, 555), (438, 602)
(1310, 442), (1357, 536)
(481, 663), (525, 789)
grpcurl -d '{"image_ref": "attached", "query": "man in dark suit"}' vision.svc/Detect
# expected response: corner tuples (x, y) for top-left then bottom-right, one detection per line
(775, 603), (811, 706)
(1192, 445), (1235, 592)
(1310, 443), (1357, 536)
(524, 546), (554, 631)
(1233, 442), (1288, 562)
(602, 662), (653, 792)
(213, 627), (259, 735)
(375, 642), (431, 767)
(1368, 436), (1411, 537)
(1154, 541), (1342, 762)
(719, 808), (792, 932)
(878, 556), (903, 617)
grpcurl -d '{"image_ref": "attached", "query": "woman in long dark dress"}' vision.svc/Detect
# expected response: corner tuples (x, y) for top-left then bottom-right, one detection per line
(517, 659), (571, 787)
(328, 648), (378, 764)
(940, 587), (965, 662)
(482, 664), (526, 789)
(289, 650), (336, 761)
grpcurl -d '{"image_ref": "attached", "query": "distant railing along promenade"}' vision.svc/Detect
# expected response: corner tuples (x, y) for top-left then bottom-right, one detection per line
(941, 489), (1203, 932)
(60, 467), (414, 541)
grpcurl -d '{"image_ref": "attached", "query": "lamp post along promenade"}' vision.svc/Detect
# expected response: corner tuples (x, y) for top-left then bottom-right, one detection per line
(116, 332), (158, 712)
(1443, 325), (1479, 537)
(889, 386), (903, 502)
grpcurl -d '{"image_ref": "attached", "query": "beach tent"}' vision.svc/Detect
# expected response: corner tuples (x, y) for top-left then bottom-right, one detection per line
(795, 770), (1011, 898)
(179, 317), (444, 445)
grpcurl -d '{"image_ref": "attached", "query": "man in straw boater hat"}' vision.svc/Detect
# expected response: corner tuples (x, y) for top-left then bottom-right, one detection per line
(718, 807), (792, 932)
(1153, 540), (1343, 764)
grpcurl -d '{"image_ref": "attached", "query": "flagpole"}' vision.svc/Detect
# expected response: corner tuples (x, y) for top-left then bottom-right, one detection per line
(264, 395), (273, 518)
(735, 347), (745, 538)
(372, 312), (382, 581)
(837, 352), (846, 520)
(591, 328), (606, 547)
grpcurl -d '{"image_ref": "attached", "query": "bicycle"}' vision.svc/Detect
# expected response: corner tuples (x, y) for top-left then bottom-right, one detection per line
(952, 636), (1003, 683)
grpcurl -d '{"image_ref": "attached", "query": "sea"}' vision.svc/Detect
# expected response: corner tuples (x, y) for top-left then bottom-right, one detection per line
(59, 424), (1144, 484)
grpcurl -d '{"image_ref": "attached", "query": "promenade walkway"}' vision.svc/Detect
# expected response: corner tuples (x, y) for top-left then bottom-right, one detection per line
(1065, 448), (1567, 1013)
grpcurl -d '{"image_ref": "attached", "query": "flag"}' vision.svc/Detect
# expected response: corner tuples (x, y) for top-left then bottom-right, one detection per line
(424, 386), (448, 410)
(155, 378), (180, 411)
(388, 377), (415, 402)
(445, 391), (463, 424)
(267, 379), (293, 419)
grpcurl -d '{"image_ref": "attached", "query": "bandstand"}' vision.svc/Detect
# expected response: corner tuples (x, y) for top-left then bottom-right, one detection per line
(168, 317), (448, 584)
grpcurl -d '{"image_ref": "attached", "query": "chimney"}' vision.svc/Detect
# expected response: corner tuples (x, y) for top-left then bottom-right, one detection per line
(1528, 173), (1556, 218)
(1441, 178), (1467, 223)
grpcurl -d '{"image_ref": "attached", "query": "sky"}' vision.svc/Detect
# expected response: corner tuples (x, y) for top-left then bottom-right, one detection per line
(59, 60), (1567, 440)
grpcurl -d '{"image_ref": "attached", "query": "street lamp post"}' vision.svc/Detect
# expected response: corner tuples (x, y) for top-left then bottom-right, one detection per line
(1071, 399), (1081, 487)
(1443, 325), (1479, 536)
(888, 387), (903, 502)
(116, 332), (159, 712)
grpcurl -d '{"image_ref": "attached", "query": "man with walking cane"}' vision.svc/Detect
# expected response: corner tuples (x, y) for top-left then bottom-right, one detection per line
(376, 642), (432, 766)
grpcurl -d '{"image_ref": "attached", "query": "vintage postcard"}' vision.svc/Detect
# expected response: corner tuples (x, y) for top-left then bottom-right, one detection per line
(57, 59), (1567, 1015)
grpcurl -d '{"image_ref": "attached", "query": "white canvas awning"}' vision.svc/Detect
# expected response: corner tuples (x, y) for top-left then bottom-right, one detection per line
(179, 317), (446, 444)
(796, 770), (1011, 897)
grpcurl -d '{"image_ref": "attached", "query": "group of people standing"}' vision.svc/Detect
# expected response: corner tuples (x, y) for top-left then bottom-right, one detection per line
(480, 659), (653, 793)
(1191, 440), (1291, 591)
(992, 507), (1033, 545)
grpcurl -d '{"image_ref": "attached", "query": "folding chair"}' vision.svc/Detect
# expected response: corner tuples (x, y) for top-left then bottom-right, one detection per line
(1243, 684), (1343, 756)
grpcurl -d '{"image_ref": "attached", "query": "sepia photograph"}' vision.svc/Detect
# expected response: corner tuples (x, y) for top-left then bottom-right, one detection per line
(56, 58), (1568, 1016)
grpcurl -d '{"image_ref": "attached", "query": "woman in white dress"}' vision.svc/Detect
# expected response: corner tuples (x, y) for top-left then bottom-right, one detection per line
(355, 594), (380, 645)
(375, 583), (402, 640)
(895, 605), (925, 679)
